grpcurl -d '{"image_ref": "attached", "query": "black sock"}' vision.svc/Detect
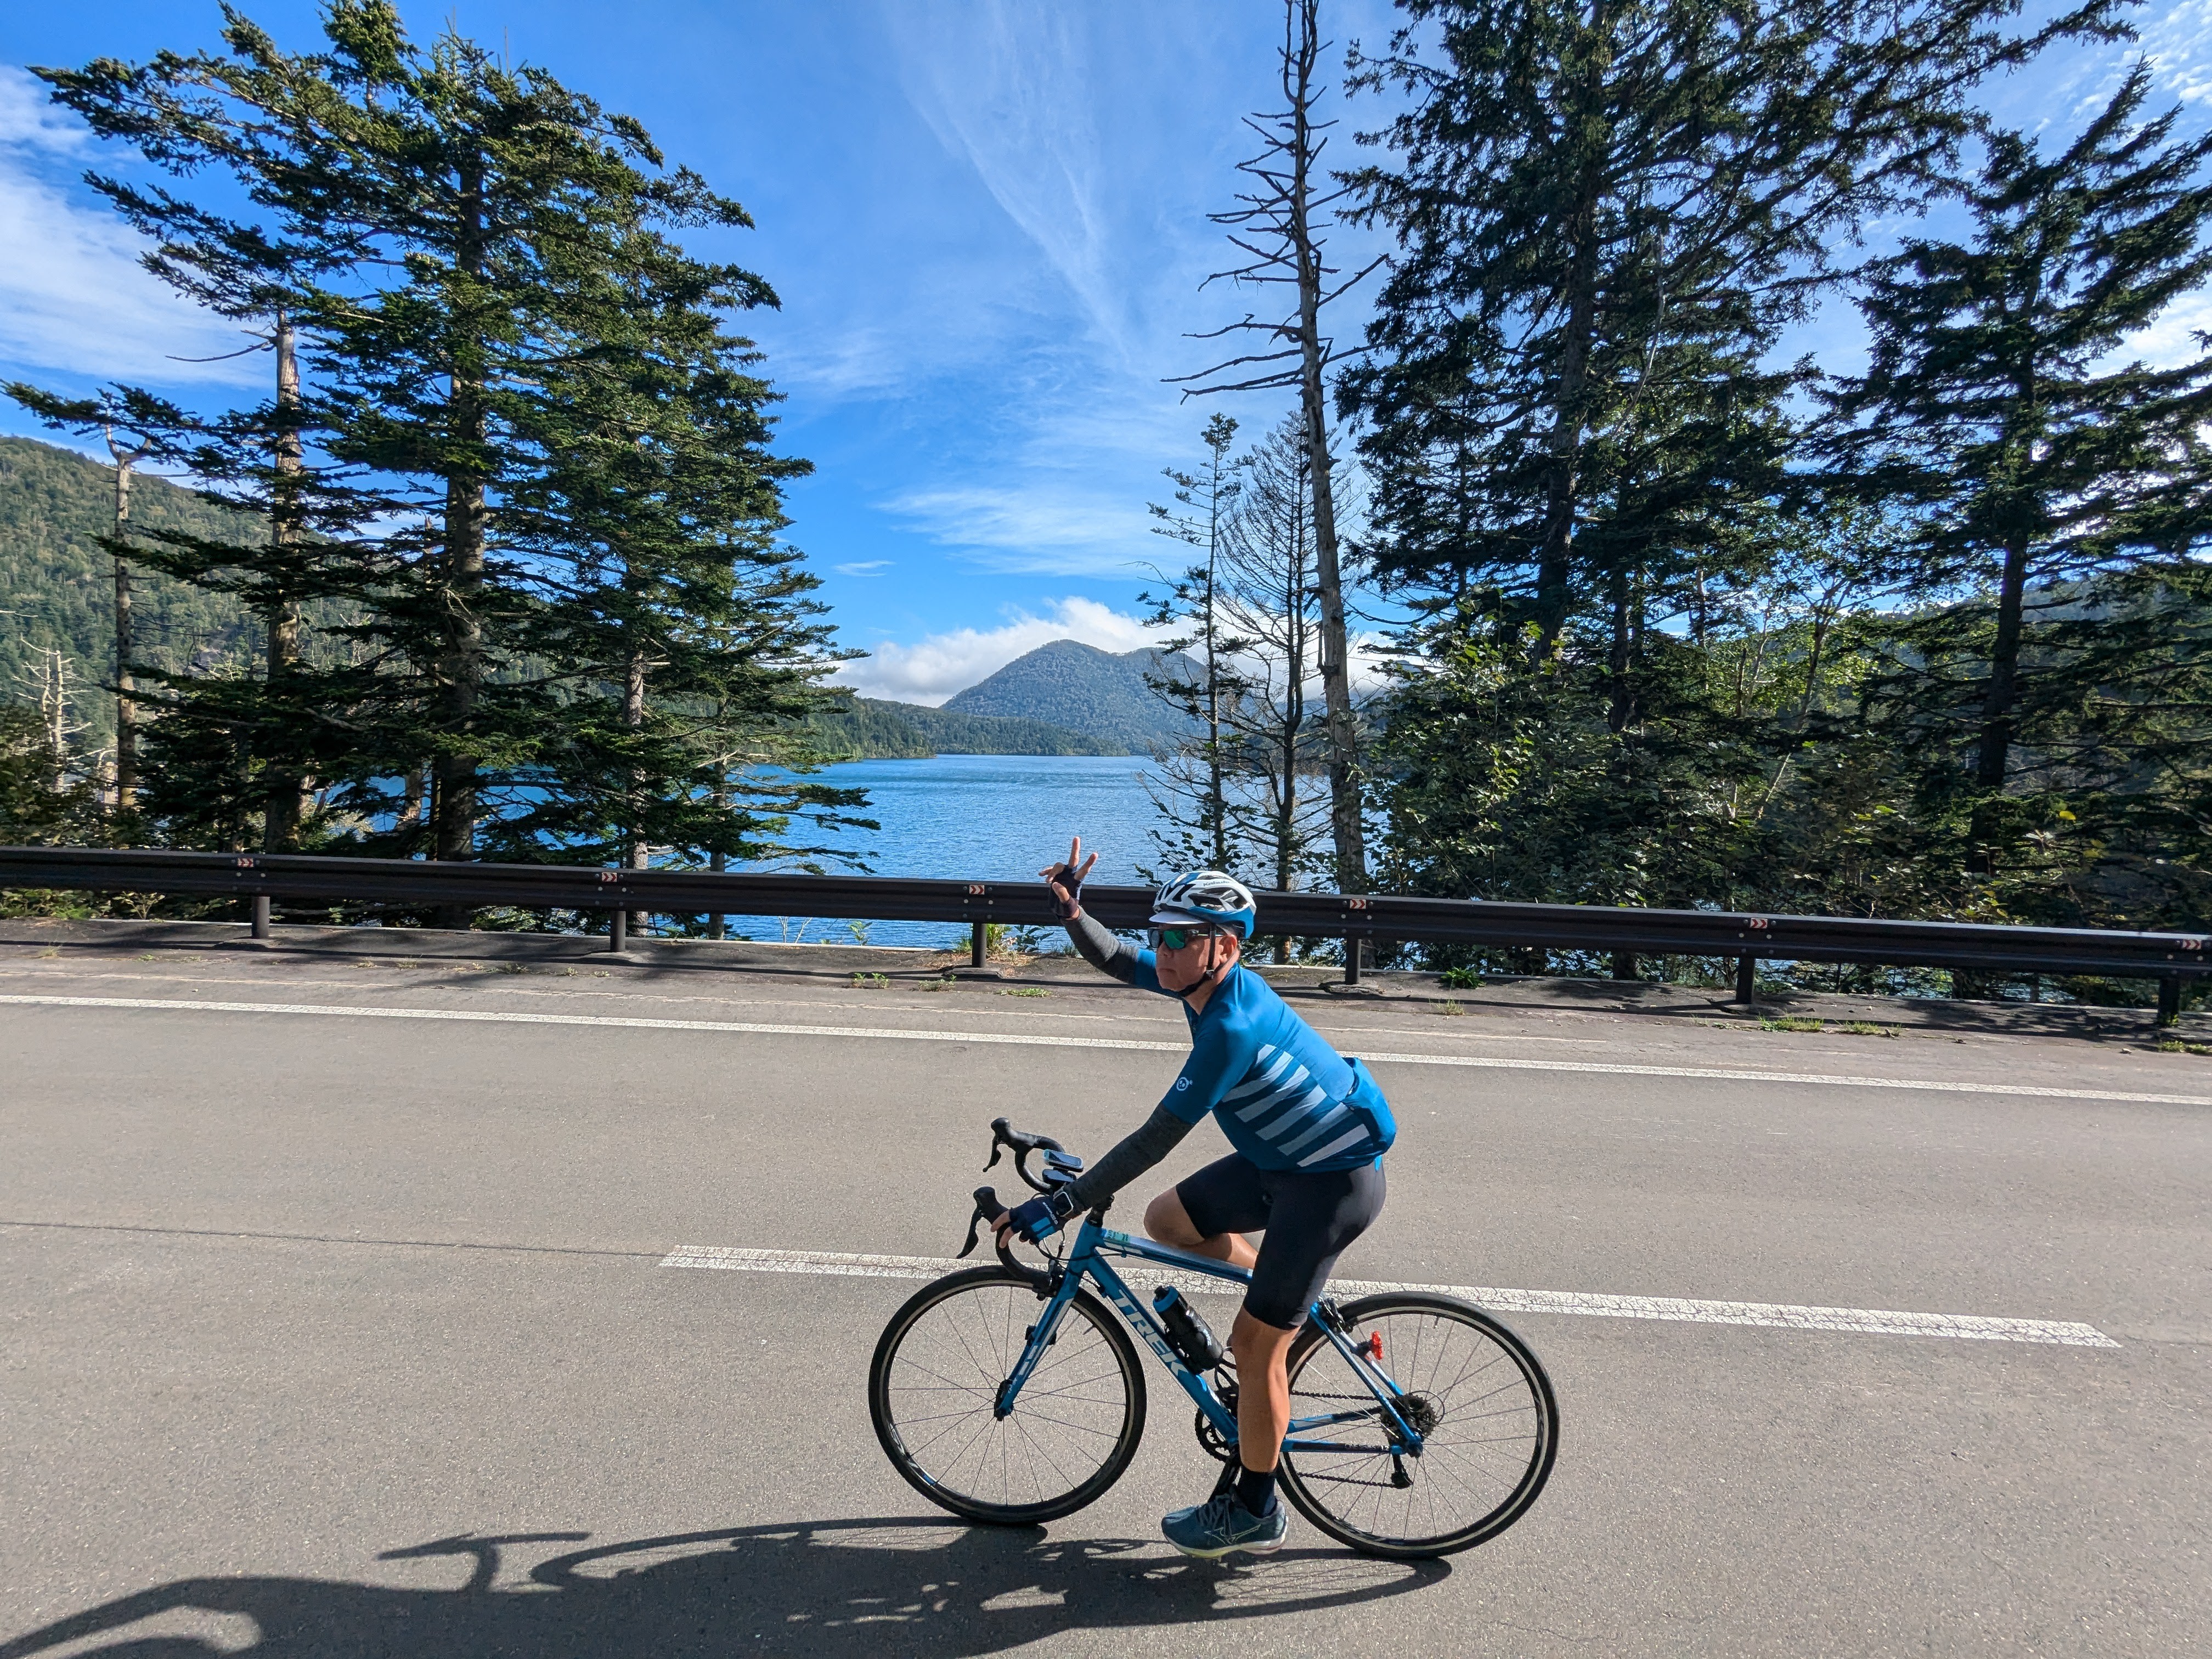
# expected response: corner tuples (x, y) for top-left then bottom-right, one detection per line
(1234, 1465), (1278, 1517)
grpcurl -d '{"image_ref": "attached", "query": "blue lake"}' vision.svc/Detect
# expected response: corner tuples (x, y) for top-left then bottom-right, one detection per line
(728, 753), (1169, 949)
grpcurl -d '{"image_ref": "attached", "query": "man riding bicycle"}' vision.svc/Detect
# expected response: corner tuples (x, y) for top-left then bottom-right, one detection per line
(994, 838), (1396, 1559)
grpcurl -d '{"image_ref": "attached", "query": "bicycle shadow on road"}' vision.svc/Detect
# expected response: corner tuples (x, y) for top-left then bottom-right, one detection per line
(0, 1516), (1449, 1658)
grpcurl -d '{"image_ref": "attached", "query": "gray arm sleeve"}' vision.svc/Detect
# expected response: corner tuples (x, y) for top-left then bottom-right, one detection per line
(1065, 908), (1139, 984)
(1063, 1104), (1195, 1213)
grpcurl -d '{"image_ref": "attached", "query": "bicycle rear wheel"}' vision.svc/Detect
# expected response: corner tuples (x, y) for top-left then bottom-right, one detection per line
(870, 1266), (1147, 1525)
(1278, 1293), (1558, 1559)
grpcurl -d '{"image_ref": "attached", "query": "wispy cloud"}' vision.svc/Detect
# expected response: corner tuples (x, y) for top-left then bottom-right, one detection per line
(836, 595), (1165, 703)
(891, 4), (1135, 358)
(834, 559), (893, 575)
(0, 66), (263, 391)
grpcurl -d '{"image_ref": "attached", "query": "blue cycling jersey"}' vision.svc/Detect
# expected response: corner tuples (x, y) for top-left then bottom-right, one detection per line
(1133, 952), (1396, 1172)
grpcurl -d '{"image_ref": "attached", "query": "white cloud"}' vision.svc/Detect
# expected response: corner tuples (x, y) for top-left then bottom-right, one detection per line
(834, 559), (893, 575)
(883, 480), (1167, 575)
(0, 66), (262, 390)
(836, 595), (1165, 703)
(0, 65), (85, 152)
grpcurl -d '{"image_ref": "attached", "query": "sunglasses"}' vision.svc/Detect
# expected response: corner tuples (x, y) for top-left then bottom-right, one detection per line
(1149, 926), (1220, 951)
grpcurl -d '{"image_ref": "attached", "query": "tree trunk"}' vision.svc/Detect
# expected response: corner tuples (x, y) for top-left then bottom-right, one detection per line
(625, 648), (650, 938)
(264, 309), (307, 853)
(432, 163), (487, 930)
(1205, 454), (1229, 870)
(1285, 0), (1366, 895)
(1532, 54), (1606, 661)
(1274, 450), (1310, 964)
(104, 432), (149, 827)
(1976, 532), (2031, 789)
(1607, 558), (1633, 733)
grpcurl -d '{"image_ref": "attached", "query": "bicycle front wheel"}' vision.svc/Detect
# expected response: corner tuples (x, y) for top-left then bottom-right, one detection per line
(869, 1266), (1147, 1525)
(1278, 1293), (1558, 1559)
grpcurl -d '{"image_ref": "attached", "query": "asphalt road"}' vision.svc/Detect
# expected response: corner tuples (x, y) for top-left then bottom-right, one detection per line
(3, 931), (2208, 1657)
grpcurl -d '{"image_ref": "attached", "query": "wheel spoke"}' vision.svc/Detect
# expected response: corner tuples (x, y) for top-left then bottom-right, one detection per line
(875, 1276), (1138, 1521)
(1282, 1298), (1555, 1553)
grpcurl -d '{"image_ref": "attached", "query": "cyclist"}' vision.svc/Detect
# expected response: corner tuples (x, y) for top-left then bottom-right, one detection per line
(994, 837), (1395, 1559)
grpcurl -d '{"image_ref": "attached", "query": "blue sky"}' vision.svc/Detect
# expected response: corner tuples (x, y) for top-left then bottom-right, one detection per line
(3, 2), (2207, 702)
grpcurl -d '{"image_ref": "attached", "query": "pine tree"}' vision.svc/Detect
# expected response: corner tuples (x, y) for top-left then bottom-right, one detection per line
(1343, 0), (2111, 648)
(1824, 63), (2212, 928)
(21, 3), (854, 919)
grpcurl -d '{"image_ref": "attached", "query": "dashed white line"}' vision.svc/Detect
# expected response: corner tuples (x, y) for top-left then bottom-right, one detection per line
(657, 1245), (2119, 1348)
(6, 993), (2209, 1108)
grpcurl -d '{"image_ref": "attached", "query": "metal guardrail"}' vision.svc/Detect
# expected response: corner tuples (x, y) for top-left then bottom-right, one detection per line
(3, 845), (2205, 1019)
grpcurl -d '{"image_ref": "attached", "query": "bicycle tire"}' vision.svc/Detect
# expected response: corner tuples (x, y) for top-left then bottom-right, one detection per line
(870, 1266), (1147, 1525)
(1277, 1292), (1558, 1559)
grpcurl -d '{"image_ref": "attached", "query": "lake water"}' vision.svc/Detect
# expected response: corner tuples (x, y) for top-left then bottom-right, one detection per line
(728, 753), (1169, 949)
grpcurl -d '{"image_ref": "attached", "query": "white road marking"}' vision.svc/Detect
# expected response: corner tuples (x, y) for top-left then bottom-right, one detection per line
(657, 1245), (2118, 1347)
(7, 992), (2208, 1108)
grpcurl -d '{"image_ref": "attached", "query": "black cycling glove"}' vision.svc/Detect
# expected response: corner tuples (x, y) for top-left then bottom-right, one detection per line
(1046, 861), (1086, 919)
(1005, 1188), (1079, 1242)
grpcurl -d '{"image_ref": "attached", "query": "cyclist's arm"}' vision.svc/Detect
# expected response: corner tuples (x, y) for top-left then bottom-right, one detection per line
(1040, 1024), (1249, 1218)
(1058, 1104), (1195, 1211)
(1065, 909), (1141, 985)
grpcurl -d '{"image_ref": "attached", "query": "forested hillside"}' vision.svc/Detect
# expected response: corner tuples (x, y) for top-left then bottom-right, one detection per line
(944, 640), (1198, 751)
(805, 693), (1125, 758)
(0, 436), (271, 747)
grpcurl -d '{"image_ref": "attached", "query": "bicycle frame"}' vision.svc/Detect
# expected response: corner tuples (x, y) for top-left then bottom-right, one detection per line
(995, 1211), (1426, 1461)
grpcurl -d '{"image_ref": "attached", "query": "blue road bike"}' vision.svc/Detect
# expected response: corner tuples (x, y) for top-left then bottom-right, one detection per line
(868, 1120), (1559, 1560)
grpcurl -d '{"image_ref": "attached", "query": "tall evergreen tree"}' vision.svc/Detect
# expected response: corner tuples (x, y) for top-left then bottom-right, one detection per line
(1343, 0), (2113, 652)
(1824, 63), (2212, 928)
(20, 3), (854, 916)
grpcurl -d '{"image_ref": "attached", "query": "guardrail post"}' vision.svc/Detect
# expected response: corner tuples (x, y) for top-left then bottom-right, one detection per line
(1343, 936), (1361, 986)
(1612, 950), (1637, 981)
(970, 922), (986, 968)
(2158, 976), (2182, 1028)
(610, 907), (626, 955)
(251, 894), (270, 940)
(1733, 955), (1757, 1005)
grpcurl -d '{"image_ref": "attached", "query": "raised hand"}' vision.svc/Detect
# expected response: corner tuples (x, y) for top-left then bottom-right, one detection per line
(1040, 835), (1099, 919)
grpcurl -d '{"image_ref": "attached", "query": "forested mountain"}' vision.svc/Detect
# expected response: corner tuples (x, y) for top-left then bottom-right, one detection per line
(805, 693), (1125, 758)
(0, 436), (272, 747)
(944, 640), (1198, 751)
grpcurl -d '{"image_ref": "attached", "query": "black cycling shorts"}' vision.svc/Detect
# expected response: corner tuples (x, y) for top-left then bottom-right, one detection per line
(1176, 1152), (1386, 1330)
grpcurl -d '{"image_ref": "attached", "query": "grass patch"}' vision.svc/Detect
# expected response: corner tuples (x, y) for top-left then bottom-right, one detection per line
(1437, 999), (1465, 1017)
(1438, 967), (1483, 989)
(2154, 1037), (2212, 1055)
(1760, 1016), (1825, 1032)
(1001, 986), (1050, 998)
(1837, 1021), (1898, 1038)
(918, 977), (957, 992)
(850, 971), (890, 989)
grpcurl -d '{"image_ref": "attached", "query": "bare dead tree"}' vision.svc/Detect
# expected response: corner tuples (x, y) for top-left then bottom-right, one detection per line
(1170, 0), (1381, 895)
(101, 427), (154, 823)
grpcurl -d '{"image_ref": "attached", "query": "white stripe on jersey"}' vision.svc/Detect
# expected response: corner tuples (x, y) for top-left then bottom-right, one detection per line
(1257, 1086), (1329, 1139)
(1222, 1048), (1294, 1104)
(1234, 1066), (1312, 1121)
(1298, 1124), (1374, 1167)
(1277, 1102), (1352, 1155)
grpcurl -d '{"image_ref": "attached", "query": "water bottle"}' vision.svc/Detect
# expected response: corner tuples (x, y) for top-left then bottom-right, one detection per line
(1152, 1284), (1224, 1371)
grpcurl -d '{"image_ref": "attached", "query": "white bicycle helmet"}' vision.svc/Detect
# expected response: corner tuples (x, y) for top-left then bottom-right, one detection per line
(1150, 870), (1258, 939)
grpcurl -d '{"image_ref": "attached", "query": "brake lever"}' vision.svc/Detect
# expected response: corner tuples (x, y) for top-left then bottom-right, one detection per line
(956, 1185), (1001, 1260)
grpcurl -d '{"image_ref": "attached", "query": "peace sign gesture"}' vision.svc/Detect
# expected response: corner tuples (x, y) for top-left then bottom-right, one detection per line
(1040, 836), (1099, 919)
